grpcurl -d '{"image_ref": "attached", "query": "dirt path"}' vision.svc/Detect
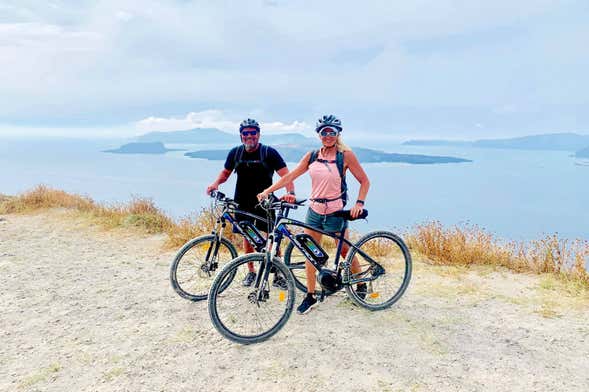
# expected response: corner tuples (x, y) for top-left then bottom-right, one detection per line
(1, 210), (588, 391)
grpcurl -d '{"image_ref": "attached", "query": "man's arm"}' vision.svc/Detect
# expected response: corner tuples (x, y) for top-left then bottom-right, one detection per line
(206, 168), (232, 194)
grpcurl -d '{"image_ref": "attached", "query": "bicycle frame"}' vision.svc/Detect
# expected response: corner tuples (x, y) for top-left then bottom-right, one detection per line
(254, 204), (382, 300)
(216, 208), (269, 253)
(200, 197), (273, 276)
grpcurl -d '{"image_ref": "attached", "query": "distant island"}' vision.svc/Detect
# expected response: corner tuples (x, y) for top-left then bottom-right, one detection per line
(185, 146), (471, 164)
(404, 132), (589, 152)
(136, 128), (235, 144)
(103, 142), (183, 154)
(135, 128), (317, 146)
(108, 128), (471, 164)
(576, 146), (589, 158)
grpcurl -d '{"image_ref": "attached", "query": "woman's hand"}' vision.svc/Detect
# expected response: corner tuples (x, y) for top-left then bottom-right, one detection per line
(350, 202), (364, 219)
(257, 189), (270, 202)
(280, 193), (296, 203)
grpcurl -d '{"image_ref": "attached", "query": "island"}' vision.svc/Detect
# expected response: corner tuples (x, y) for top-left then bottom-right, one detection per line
(107, 128), (471, 163)
(576, 146), (589, 158)
(137, 128), (317, 146)
(103, 142), (183, 154)
(135, 128), (235, 144)
(185, 146), (471, 164)
(404, 132), (589, 152)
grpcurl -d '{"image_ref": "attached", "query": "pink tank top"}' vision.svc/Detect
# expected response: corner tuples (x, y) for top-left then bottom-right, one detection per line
(308, 150), (344, 215)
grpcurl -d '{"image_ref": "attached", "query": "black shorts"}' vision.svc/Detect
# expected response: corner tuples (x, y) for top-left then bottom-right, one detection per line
(233, 204), (275, 234)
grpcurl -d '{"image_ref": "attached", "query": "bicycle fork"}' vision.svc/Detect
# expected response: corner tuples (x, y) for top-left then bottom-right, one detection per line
(251, 237), (277, 304)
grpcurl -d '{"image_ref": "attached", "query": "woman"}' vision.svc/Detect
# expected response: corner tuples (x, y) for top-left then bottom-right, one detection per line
(257, 114), (370, 314)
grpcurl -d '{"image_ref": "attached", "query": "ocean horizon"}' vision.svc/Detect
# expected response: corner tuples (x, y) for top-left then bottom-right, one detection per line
(1, 137), (588, 243)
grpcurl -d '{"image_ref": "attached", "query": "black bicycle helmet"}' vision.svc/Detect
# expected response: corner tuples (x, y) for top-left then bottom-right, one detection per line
(239, 118), (260, 132)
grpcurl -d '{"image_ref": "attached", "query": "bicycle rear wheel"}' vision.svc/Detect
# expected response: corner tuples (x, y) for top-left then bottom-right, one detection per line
(170, 235), (238, 301)
(208, 253), (295, 344)
(344, 231), (412, 310)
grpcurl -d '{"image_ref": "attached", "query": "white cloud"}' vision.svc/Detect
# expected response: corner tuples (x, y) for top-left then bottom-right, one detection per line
(135, 110), (309, 134)
(0, 0), (587, 137)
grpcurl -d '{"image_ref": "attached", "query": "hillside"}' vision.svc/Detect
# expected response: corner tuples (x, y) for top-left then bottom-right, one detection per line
(1, 210), (587, 391)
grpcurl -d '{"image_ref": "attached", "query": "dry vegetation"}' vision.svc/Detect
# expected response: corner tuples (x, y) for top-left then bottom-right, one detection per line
(406, 221), (589, 290)
(2, 185), (588, 290)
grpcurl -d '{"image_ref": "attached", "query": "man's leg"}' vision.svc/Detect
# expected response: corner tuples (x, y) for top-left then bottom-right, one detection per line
(242, 237), (257, 286)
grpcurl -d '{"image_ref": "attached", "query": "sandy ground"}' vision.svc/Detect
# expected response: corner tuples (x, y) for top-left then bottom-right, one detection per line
(1, 209), (588, 392)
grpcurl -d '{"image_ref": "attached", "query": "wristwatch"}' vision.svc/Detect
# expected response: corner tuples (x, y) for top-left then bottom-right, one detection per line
(356, 199), (365, 205)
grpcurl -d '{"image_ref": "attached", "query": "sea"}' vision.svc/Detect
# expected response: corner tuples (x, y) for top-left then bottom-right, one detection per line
(1, 137), (588, 243)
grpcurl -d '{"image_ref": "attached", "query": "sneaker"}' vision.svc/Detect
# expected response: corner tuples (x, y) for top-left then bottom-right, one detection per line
(356, 283), (367, 300)
(242, 271), (256, 287)
(272, 275), (288, 290)
(296, 293), (318, 314)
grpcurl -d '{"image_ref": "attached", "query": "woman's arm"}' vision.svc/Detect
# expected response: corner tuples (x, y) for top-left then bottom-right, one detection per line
(257, 152), (311, 201)
(344, 151), (370, 218)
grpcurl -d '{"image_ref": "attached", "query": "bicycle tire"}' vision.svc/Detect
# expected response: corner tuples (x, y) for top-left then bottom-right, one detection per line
(343, 231), (412, 310)
(170, 234), (238, 301)
(208, 253), (295, 344)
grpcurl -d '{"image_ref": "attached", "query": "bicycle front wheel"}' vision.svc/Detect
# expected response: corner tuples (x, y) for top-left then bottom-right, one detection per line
(344, 231), (412, 310)
(170, 235), (238, 301)
(208, 253), (295, 344)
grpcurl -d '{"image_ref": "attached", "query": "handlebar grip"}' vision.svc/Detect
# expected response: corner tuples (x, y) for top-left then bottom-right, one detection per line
(210, 190), (226, 200)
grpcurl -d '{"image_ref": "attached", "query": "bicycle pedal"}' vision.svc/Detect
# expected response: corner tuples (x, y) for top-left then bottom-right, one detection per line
(319, 290), (326, 302)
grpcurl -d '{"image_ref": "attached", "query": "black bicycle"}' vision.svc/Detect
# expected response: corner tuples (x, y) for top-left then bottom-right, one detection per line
(170, 191), (272, 301)
(207, 198), (412, 344)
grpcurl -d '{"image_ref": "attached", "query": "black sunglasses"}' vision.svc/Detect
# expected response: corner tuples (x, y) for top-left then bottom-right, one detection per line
(241, 130), (259, 137)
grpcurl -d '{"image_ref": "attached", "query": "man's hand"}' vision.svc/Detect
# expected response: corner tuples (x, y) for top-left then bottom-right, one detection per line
(206, 183), (218, 195)
(280, 193), (296, 203)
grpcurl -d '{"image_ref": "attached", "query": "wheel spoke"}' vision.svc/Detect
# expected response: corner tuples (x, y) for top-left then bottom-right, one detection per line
(170, 236), (237, 301)
(344, 231), (412, 310)
(209, 255), (295, 344)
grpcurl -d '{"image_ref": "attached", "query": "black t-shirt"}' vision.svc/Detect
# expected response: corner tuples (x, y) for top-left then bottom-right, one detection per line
(224, 144), (286, 211)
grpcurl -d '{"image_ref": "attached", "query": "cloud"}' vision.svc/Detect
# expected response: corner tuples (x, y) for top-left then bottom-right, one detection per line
(0, 0), (587, 138)
(135, 110), (309, 134)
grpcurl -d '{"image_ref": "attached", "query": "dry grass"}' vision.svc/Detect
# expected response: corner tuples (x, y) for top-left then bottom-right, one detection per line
(164, 207), (242, 249)
(2, 186), (588, 290)
(406, 221), (589, 290)
(0, 185), (173, 234)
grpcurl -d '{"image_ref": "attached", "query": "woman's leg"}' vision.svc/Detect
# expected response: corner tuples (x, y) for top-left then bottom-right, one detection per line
(303, 228), (323, 294)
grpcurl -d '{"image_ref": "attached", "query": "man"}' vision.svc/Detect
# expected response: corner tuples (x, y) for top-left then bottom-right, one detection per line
(206, 118), (296, 286)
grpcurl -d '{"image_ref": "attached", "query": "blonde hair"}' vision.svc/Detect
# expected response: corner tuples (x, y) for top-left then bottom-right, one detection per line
(336, 135), (351, 152)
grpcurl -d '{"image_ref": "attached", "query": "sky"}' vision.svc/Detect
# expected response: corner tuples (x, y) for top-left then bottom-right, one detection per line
(1, 0), (588, 140)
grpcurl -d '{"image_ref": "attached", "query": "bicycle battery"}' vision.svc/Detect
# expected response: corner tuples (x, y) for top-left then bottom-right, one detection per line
(238, 221), (265, 246)
(294, 233), (328, 265)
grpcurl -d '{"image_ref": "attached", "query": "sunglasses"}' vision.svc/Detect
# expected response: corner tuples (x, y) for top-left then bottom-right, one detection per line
(240, 130), (259, 137)
(319, 128), (339, 137)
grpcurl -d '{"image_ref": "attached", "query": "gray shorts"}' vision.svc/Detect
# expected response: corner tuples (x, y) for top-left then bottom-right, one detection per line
(305, 208), (348, 234)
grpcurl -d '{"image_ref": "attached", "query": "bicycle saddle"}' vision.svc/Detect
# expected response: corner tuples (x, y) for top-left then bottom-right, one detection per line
(332, 209), (368, 221)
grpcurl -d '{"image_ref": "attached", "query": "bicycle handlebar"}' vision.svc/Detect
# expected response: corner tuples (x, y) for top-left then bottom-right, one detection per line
(209, 190), (239, 209)
(260, 197), (306, 211)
